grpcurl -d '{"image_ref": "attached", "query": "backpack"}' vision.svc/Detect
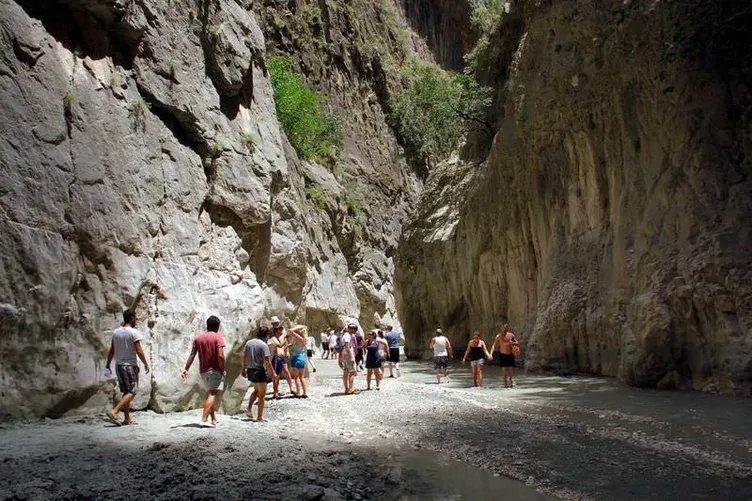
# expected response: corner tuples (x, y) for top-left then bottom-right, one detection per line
(335, 335), (343, 353)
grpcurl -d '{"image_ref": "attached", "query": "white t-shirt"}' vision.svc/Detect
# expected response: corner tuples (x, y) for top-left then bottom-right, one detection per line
(320, 332), (328, 344)
(306, 336), (315, 350)
(112, 326), (143, 365)
(329, 335), (337, 349)
(341, 332), (352, 346)
(433, 335), (449, 357)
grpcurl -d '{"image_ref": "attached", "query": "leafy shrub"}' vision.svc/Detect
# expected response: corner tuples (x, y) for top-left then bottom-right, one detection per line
(387, 65), (493, 164)
(304, 185), (327, 211)
(129, 98), (151, 117)
(466, 0), (507, 71)
(470, 0), (506, 35)
(346, 193), (362, 216)
(267, 55), (343, 164)
(210, 137), (231, 156)
(239, 130), (258, 146)
(63, 89), (76, 109)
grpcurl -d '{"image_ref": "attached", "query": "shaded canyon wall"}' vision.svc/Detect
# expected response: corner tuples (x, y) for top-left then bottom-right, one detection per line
(396, 0), (752, 395)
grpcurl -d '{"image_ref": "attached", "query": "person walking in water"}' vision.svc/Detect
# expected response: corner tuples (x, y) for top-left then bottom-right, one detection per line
(365, 331), (389, 390)
(462, 330), (492, 387)
(268, 316), (294, 398)
(286, 325), (310, 398)
(489, 323), (520, 388)
(241, 326), (277, 421)
(181, 315), (226, 428)
(430, 329), (453, 384)
(384, 325), (401, 378)
(105, 309), (150, 426)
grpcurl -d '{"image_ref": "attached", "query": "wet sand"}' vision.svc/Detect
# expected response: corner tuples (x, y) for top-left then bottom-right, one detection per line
(0, 359), (749, 500)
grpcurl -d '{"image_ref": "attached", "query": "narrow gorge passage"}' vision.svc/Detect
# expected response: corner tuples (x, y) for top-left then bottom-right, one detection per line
(1, 361), (749, 501)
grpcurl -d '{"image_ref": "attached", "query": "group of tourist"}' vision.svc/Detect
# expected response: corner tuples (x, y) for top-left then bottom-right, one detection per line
(103, 308), (518, 427)
(427, 323), (519, 387)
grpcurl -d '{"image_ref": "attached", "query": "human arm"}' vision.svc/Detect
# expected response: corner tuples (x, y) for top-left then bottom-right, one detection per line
(240, 349), (247, 377)
(106, 340), (114, 370)
(447, 339), (453, 359)
(482, 341), (492, 359)
(287, 329), (304, 343)
(134, 341), (150, 374)
(488, 336), (497, 359)
(217, 345), (225, 374)
(181, 343), (197, 380)
(263, 355), (277, 380)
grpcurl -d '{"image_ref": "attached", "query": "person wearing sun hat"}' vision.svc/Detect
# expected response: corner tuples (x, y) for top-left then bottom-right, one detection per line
(268, 316), (294, 397)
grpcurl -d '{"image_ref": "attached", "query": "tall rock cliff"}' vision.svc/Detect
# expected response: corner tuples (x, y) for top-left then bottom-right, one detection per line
(0, 0), (421, 419)
(396, 0), (752, 395)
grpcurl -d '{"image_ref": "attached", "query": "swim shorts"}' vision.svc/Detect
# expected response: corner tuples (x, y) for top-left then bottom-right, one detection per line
(246, 368), (269, 384)
(434, 356), (448, 369)
(201, 369), (225, 390)
(498, 353), (515, 367)
(116, 365), (139, 394)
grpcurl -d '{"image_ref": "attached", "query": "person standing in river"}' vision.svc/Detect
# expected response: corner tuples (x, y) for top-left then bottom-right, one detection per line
(241, 326), (277, 421)
(462, 330), (492, 387)
(105, 309), (150, 426)
(430, 329), (453, 384)
(384, 325), (401, 378)
(181, 315), (225, 428)
(489, 323), (520, 388)
(287, 325), (311, 398)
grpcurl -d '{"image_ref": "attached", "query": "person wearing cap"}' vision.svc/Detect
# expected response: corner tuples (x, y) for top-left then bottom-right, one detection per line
(339, 323), (358, 394)
(430, 328), (453, 384)
(268, 316), (294, 398)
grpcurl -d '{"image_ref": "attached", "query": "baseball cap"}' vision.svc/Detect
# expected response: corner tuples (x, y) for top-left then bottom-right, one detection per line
(270, 316), (280, 324)
(347, 322), (357, 329)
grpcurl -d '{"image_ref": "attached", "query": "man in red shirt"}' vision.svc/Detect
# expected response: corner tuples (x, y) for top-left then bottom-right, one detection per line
(181, 315), (226, 428)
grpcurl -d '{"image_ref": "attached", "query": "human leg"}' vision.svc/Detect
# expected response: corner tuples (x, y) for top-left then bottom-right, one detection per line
(366, 369), (373, 389)
(254, 382), (268, 421)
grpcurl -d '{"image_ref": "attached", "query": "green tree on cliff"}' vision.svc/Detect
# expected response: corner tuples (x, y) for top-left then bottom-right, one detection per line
(267, 55), (343, 165)
(388, 65), (493, 167)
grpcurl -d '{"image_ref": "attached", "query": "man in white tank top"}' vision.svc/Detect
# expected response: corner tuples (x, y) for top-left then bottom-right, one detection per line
(430, 329), (453, 384)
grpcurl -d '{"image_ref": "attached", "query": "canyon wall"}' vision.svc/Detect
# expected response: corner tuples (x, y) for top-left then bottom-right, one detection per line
(396, 0), (752, 395)
(0, 0), (419, 419)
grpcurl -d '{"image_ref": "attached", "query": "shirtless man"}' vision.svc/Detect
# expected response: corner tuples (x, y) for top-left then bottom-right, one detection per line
(489, 323), (520, 388)
(268, 316), (294, 398)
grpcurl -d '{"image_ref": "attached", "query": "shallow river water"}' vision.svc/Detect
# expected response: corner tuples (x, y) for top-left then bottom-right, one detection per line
(0, 357), (749, 500)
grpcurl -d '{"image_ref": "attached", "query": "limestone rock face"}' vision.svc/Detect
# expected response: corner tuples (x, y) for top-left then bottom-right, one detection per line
(396, 1), (752, 395)
(0, 0), (417, 419)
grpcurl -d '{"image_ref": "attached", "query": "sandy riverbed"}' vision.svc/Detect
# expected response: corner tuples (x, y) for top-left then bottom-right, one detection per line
(0, 359), (750, 500)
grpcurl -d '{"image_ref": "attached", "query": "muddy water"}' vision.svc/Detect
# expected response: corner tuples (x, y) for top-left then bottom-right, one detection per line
(399, 360), (752, 464)
(391, 447), (558, 500)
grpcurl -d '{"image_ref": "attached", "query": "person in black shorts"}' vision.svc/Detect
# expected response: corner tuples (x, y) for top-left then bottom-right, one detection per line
(489, 323), (520, 388)
(384, 325), (401, 377)
(241, 326), (277, 421)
